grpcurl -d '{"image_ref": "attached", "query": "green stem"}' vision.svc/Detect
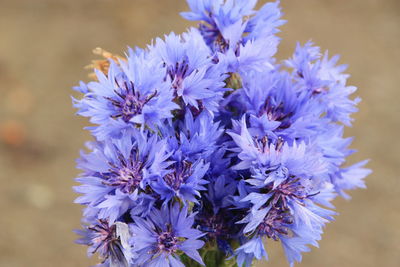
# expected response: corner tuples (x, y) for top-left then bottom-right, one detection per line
(180, 244), (241, 267)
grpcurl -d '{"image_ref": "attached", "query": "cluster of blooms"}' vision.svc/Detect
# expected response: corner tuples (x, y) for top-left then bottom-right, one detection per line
(73, 1), (371, 266)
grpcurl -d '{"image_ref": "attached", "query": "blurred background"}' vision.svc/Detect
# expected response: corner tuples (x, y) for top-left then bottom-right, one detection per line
(0, 0), (398, 266)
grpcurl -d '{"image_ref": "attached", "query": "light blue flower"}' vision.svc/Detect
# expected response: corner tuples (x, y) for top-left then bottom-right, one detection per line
(130, 204), (205, 266)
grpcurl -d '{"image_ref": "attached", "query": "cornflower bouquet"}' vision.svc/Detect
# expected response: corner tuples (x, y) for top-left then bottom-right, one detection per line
(72, 1), (371, 266)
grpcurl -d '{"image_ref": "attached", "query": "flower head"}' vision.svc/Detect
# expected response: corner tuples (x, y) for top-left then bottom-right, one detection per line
(130, 204), (205, 266)
(152, 30), (227, 113)
(181, 0), (284, 74)
(74, 49), (179, 140)
(76, 220), (133, 267)
(74, 130), (170, 223)
(152, 159), (209, 203)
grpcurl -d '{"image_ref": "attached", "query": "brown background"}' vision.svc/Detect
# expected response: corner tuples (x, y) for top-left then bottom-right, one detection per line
(0, 0), (399, 266)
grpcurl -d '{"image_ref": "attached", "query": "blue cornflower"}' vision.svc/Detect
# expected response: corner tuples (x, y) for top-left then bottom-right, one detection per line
(151, 158), (209, 203)
(130, 204), (205, 266)
(181, 0), (256, 51)
(74, 49), (179, 140)
(229, 117), (337, 265)
(152, 29), (227, 112)
(285, 41), (361, 126)
(236, 180), (335, 266)
(75, 220), (133, 267)
(74, 130), (170, 223)
(150, 111), (221, 204)
(161, 110), (223, 162)
(231, 69), (324, 141)
(181, 0), (284, 73)
(228, 116), (327, 176)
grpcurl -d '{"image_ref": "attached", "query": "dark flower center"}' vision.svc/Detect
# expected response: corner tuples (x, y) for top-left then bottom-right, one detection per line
(89, 220), (118, 256)
(87, 220), (129, 266)
(257, 208), (293, 241)
(103, 149), (144, 194)
(199, 22), (230, 53)
(258, 177), (318, 240)
(164, 161), (192, 191)
(257, 135), (285, 152)
(106, 79), (157, 122)
(269, 177), (310, 209)
(199, 214), (227, 239)
(166, 59), (190, 92)
(260, 96), (293, 130)
(157, 231), (179, 254)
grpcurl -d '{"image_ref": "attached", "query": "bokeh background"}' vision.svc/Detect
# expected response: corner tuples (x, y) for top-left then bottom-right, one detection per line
(0, 0), (399, 266)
